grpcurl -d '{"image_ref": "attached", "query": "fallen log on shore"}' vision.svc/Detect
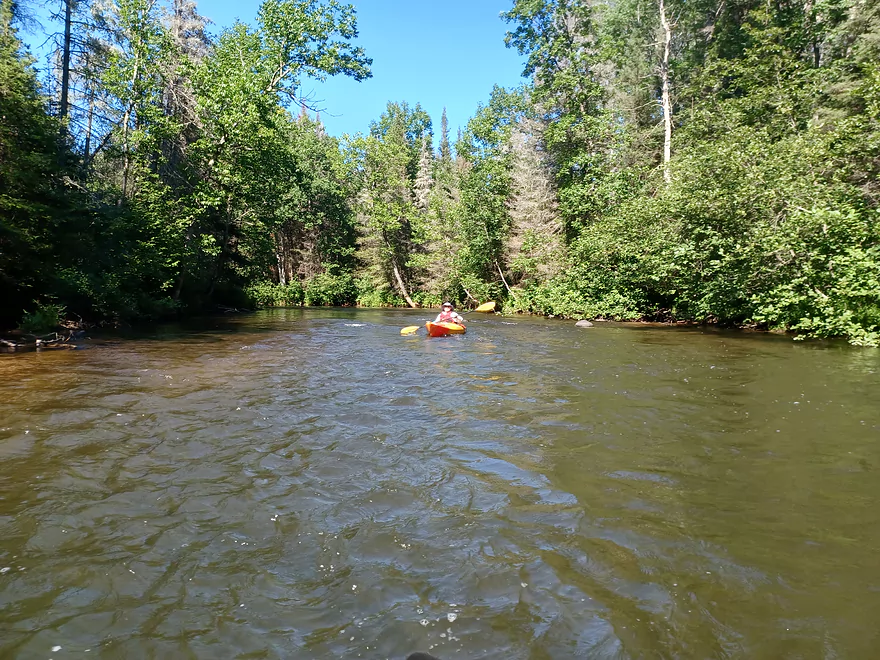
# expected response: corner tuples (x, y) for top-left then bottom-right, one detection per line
(0, 337), (36, 352)
(1, 331), (88, 353)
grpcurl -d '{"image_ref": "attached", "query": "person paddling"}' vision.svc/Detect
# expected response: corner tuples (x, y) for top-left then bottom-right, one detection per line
(434, 301), (465, 326)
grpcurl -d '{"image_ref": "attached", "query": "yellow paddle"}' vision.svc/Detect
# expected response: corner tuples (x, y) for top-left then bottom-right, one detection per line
(400, 301), (496, 335)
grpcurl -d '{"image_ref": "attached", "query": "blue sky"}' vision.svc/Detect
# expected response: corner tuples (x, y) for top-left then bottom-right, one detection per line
(22, 1), (527, 141)
(192, 0), (528, 140)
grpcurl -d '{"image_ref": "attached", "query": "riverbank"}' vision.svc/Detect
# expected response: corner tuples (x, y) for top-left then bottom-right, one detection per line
(0, 303), (261, 353)
(0, 303), (847, 354)
(0, 331), (85, 353)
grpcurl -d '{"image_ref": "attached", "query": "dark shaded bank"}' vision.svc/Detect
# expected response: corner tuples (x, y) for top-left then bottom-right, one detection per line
(0, 306), (259, 353)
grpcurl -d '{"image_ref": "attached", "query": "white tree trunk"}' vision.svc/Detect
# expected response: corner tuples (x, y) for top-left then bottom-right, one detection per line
(276, 232), (287, 285)
(659, 0), (673, 184)
(392, 261), (418, 308)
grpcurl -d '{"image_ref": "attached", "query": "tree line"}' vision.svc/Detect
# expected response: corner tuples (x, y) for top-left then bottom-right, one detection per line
(2, 0), (879, 344)
(1, 0), (368, 328)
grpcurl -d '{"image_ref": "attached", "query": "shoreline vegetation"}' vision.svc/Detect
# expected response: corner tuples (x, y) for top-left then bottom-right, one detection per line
(0, 308), (791, 355)
(0, 299), (836, 354)
(2, 0), (879, 346)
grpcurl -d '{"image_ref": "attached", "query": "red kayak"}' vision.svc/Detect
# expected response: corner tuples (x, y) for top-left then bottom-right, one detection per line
(425, 322), (466, 337)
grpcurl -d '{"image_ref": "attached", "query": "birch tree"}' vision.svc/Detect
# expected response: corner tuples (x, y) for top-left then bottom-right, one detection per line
(658, 0), (673, 183)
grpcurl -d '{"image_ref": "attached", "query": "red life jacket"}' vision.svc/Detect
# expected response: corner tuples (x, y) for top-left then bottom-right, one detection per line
(438, 311), (457, 323)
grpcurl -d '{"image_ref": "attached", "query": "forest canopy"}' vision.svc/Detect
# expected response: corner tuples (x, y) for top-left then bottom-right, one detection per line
(2, 0), (879, 344)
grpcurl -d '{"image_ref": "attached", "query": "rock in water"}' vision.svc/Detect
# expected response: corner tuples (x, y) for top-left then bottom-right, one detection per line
(575, 320), (594, 328)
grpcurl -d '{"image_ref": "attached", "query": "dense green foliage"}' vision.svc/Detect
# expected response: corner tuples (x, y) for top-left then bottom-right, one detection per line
(491, 0), (880, 345)
(3, 0), (879, 344)
(1, 0), (369, 328)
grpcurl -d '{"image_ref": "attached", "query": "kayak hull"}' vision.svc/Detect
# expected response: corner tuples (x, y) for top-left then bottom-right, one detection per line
(425, 322), (466, 337)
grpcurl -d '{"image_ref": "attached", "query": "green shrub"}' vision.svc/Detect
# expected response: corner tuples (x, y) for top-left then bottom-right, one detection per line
(497, 122), (880, 347)
(750, 207), (880, 346)
(411, 291), (443, 309)
(246, 282), (305, 308)
(137, 296), (181, 320)
(303, 273), (357, 306)
(19, 303), (66, 333)
(503, 198), (677, 320)
(354, 277), (404, 307)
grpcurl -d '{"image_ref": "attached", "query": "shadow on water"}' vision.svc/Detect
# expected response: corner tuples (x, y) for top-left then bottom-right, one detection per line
(1, 308), (879, 658)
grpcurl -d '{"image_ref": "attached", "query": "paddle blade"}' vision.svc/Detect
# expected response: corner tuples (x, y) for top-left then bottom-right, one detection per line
(400, 325), (420, 335)
(475, 301), (496, 312)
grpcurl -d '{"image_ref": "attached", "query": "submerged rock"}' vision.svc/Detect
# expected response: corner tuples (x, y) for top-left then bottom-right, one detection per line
(575, 320), (594, 328)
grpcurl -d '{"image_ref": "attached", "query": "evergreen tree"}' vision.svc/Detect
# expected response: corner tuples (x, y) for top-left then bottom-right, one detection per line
(0, 3), (69, 325)
(503, 0), (617, 233)
(439, 106), (451, 163)
(453, 86), (528, 301)
(413, 136), (433, 213)
(506, 116), (562, 285)
(416, 108), (460, 299)
(354, 101), (431, 307)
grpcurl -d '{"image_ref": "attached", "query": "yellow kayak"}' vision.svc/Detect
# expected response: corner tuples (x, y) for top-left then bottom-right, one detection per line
(425, 322), (466, 337)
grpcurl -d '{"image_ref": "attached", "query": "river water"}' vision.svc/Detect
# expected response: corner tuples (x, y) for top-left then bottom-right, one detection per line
(1, 308), (879, 659)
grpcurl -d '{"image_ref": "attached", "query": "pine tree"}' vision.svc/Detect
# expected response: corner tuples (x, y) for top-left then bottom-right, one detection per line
(439, 106), (451, 163)
(158, 0), (210, 184)
(413, 135), (433, 212)
(0, 3), (79, 324)
(419, 107), (462, 297)
(503, 0), (611, 231)
(354, 102), (431, 307)
(505, 116), (562, 284)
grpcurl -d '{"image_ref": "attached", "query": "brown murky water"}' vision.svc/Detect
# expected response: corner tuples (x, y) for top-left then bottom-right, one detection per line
(1, 308), (879, 659)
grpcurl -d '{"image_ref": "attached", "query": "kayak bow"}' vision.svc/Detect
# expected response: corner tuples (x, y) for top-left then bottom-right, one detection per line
(425, 322), (466, 337)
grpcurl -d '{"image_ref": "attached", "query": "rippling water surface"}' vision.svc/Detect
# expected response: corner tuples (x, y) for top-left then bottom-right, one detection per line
(2, 308), (880, 659)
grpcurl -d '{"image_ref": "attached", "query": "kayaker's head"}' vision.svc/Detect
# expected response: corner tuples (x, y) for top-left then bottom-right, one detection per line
(441, 301), (454, 312)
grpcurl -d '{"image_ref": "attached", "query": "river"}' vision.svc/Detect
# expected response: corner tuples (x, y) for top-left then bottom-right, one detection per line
(1, 308), (879, 659)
